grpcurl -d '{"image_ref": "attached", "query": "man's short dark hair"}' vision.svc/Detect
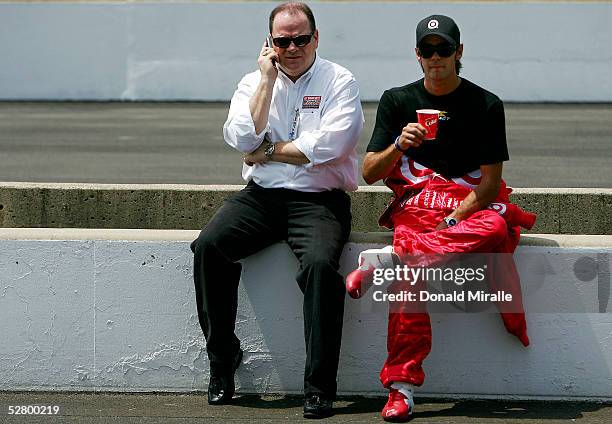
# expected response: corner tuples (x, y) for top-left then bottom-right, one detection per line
(269, 2), (316, 34)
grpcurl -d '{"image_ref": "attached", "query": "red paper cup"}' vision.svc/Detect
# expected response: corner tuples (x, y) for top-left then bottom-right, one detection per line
(416, 109), (440, 140)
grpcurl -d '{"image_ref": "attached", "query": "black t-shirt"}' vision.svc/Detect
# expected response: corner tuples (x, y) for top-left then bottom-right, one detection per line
(367, 78), (509, 178)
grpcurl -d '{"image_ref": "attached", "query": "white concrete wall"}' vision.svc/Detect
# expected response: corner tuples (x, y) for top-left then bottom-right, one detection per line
(0, 2), (610, 101)
(1, 229), (611, 400)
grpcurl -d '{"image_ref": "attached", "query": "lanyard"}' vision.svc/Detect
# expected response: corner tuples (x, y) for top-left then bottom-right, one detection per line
(286, 66), (314, 140)
(288, 108), (300, 141)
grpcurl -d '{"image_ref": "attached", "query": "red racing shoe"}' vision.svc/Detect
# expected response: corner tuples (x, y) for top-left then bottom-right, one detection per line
(345, 246), (396, 299)
(381, 383), (414, 422)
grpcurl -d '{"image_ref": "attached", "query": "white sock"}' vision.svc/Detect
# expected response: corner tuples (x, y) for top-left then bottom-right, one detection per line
(390, 382), (415, 410)
(357, 245), (396, 270)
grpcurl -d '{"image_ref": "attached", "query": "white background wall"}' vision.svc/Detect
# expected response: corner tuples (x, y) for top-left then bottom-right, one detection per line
(0, 2), (610, 101)
(1, 231), (611, 399)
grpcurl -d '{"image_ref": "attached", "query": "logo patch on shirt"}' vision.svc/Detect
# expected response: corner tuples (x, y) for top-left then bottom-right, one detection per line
(302, 96), (321, 109)
(438, 111), (450, 121)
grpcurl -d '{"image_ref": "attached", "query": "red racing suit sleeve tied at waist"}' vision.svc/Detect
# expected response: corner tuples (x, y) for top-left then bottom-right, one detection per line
(379, 156), (537, 231)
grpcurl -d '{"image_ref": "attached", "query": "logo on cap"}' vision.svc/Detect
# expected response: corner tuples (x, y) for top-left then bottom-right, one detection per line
(428, 19), (439, 29)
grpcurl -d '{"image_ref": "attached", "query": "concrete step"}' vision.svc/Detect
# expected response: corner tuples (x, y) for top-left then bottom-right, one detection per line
(1, 184), (610, 234)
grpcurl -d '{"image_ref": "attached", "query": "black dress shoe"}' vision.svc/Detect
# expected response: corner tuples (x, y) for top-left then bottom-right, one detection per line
(303, 394), (333, 419)
(207, 349), (243, 405)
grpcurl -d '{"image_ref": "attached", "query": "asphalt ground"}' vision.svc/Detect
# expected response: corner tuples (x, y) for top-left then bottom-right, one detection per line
(1, 392), (611, 424)
(0, 102), (610, 188)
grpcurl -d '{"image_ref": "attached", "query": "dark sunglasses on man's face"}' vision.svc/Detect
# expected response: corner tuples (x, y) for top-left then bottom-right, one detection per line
(272, 33), (313, 48)
(418, 42), (456, 59)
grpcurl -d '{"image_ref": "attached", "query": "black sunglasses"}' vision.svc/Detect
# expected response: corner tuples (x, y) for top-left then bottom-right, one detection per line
(418, 42), (456, 59)
(272, 33), (313, 48)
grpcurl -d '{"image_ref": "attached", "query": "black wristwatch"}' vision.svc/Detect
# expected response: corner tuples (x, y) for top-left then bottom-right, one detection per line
(264, 141), (275, 160)
(443, 216), (457, 227)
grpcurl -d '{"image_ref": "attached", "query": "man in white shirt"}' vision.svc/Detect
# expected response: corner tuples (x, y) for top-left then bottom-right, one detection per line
(190, 2), (363, 418)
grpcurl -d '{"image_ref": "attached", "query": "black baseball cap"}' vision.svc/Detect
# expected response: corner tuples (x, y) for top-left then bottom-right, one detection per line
(416, 15), (460, 47)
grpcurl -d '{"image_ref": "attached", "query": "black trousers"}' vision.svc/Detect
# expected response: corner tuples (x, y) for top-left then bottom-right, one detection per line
(191, 181), (351, 398)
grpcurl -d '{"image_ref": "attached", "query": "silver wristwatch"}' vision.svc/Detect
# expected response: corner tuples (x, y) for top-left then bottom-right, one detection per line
(264, 141), (275, 160)
(444, 216), (457, 227)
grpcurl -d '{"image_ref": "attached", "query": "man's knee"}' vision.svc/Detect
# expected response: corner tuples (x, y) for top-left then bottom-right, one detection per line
(476, 210), (508, 243)
(191, 227), (221, 257)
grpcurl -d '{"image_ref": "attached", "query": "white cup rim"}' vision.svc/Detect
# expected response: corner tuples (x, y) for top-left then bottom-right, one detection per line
(416, 109), (440, 115)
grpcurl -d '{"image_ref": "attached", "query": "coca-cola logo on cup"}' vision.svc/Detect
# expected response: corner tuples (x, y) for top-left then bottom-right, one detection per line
(416, 109), (440, 140)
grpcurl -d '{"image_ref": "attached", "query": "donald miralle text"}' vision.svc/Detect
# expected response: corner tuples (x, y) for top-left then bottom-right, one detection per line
(370, 264), (513, 304)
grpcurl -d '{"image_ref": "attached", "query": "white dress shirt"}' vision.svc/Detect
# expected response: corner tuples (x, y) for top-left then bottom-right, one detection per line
(223, 56), (364, 192)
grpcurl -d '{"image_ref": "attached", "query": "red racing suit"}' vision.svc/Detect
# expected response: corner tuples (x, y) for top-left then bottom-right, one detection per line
(378, 155), (534, 388)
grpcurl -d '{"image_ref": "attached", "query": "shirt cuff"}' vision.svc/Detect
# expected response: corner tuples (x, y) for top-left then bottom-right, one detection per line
(225, 120), (269, 153)
(238, 99), (270, 140)
(254, 123), (270, 144)
(291, 132), (317, 169)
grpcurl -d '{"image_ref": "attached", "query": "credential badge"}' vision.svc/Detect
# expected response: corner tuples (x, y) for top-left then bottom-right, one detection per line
(302, 96), (321, 109)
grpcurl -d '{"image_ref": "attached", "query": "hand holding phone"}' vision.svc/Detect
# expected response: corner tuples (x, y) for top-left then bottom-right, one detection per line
(265, 35), (277, 68)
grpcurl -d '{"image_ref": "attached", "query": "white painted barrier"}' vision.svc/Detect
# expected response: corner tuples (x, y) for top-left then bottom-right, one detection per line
(1, 229), (611, 400)
(0, 2), (611, 101)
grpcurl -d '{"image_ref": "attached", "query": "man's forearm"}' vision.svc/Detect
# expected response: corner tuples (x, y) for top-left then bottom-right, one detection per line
(450, 185), (497, 221)
(244, 140), (310, 166)
(448, 171), (501, 221)
(249, 77), (275, 135)
(434, 163), (503, 230)
(362, 146), (403, 184)
(272, 141), (310, 165)
(434, 182), (497, 231)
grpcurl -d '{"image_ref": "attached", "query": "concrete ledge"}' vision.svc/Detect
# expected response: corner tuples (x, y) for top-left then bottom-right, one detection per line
(1, 183), (610, 235)
(1, 229), (611, 400)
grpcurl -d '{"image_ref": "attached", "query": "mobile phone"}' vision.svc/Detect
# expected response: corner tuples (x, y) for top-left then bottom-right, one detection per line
(265, 35), (277, 68)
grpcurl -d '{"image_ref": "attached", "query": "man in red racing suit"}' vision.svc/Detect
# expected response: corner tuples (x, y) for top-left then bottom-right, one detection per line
(346, 15), (535, 422)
